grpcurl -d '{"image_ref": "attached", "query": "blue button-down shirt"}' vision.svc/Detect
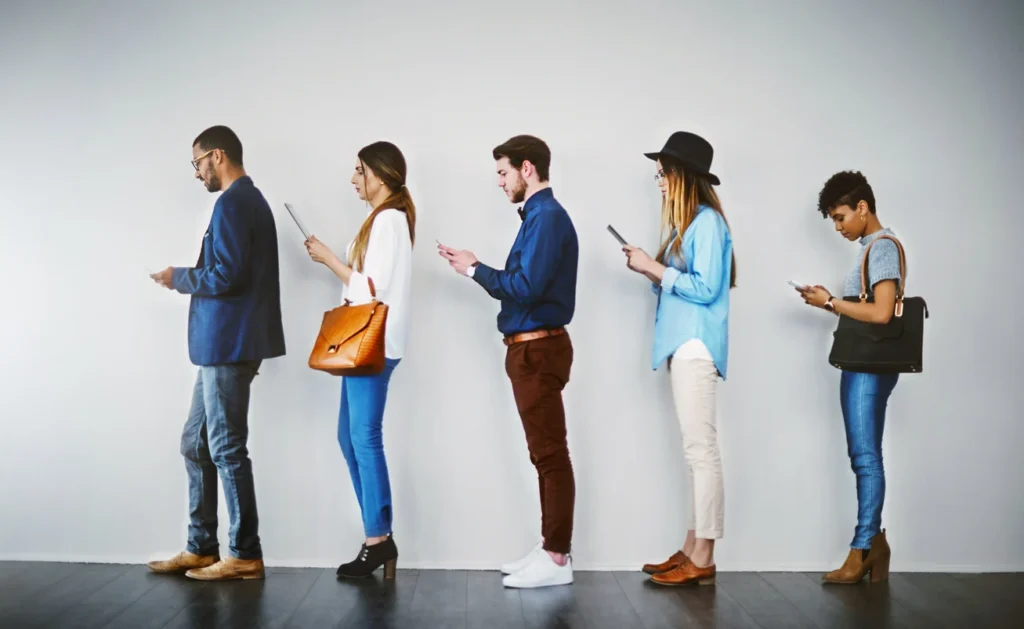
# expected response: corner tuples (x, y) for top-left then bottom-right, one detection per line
(651, 205), (733, 378)
(473, 188), (578, 335)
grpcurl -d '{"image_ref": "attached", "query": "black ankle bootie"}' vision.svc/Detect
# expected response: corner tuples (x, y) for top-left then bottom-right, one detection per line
(336, 536), (398, 579)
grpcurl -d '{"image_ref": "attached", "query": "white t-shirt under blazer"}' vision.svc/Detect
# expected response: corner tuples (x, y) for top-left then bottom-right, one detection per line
(341, 208), (413, 360)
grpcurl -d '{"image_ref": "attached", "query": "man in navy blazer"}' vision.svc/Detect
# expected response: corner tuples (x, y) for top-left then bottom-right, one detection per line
(148, 125), (285, 581)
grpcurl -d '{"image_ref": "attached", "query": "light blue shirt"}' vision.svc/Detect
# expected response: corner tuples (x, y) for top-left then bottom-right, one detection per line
(650, 205), (733, 378)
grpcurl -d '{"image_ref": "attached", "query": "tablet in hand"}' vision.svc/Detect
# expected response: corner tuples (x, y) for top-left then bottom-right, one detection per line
(607, 224), (628, 246)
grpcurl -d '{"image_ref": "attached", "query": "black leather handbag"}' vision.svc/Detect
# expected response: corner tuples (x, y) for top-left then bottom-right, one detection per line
(828, 235), (929, 374)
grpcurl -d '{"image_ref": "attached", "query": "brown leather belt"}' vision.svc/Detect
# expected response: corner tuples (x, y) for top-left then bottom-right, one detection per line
(503, 327), (567, 346)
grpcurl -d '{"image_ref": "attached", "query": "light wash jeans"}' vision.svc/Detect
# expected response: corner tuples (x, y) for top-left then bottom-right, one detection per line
(840, 370), (899, 550)
(338, 358), (400, 537)
(180, 361), (263, 560)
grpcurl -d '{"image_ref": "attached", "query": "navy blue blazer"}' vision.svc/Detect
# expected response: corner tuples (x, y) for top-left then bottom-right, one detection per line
(171, 176), (286, 366)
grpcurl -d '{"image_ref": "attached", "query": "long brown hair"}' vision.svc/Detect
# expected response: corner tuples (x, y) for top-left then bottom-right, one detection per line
(349, 141), (417, 272)
(655, 156), (737, 288)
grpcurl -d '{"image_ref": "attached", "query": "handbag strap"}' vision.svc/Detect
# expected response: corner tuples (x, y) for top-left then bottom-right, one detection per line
(342, 277), (377, 306)
(858, 234), (907, 316)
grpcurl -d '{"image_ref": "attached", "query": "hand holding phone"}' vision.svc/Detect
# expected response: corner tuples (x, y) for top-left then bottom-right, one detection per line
(788, 280), (809, 290)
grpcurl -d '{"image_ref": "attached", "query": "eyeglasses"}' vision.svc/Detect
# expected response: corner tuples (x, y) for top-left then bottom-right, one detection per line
(191, 149), (216, 171)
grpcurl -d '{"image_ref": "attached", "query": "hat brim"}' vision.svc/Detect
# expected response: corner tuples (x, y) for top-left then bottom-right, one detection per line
(643, 152), (720, 185)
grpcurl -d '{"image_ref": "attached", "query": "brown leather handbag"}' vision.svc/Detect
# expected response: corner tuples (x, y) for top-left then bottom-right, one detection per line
(308, 278), (388, 376)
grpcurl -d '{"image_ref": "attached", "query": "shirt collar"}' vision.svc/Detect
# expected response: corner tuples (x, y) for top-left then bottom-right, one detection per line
(227, 175), (252, 190)
(518, 187), (554, 220)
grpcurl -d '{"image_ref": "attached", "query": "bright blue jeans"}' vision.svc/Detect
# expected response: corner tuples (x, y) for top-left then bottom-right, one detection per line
(338, 358), (400, 537)
(180, 361), (263, 560)
(840, 370), (899, 550)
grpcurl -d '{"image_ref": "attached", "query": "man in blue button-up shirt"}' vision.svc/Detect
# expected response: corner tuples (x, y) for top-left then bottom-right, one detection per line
(148, 126), (284, 581)
(439, 135), (578, 589)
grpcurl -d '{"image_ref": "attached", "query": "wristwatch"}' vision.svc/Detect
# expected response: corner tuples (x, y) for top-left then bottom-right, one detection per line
(466, 262), (479, 278)
(824, 296), (836, 313)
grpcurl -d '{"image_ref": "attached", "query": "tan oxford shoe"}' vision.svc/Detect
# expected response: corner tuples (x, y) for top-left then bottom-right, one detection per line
(185, 556), (265, 581)
(642, 550), (689, 575)
(146, 551), (219, 574)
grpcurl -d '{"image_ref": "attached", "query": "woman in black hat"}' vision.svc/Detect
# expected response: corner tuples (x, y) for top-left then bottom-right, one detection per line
(621, 131), (736, 587)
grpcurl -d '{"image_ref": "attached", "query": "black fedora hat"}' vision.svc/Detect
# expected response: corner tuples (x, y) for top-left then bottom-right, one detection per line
(644, 131), (720, 185)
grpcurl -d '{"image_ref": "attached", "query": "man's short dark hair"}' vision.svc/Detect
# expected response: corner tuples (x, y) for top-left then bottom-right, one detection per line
(492, 135), (551, 181)
(193, 125), (243, 166)
(817, 170), (875, 218)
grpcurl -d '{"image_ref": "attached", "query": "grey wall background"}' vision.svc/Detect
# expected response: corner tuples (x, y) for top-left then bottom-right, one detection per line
(1, 0), (1021, 571)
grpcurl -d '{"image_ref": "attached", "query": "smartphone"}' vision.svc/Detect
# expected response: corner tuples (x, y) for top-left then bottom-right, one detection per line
(607, 224), (628, 246)
(787, 280), (809, 290)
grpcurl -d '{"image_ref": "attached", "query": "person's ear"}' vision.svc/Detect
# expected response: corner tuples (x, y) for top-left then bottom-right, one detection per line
(521, 160), (534, 180)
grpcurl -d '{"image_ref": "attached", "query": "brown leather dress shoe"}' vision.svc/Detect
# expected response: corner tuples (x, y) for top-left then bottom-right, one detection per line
(642, 550), (689, 575)
(147, 551), (219, 574)
(823, 529), (891, 584)
(650, 560), (716, 586)
(186, 556), (266, 581)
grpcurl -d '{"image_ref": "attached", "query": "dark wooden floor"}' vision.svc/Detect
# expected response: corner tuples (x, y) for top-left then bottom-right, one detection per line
(0, 562), (1019, 629)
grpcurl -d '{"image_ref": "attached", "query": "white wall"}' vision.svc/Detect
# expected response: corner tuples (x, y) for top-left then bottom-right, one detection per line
(1, 0), (1022, 572)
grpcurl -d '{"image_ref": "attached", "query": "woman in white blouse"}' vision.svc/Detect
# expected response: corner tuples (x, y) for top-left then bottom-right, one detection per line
(304, 141), (415, 579)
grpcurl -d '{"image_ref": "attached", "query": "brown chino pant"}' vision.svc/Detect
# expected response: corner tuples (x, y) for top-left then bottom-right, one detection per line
(504, 333), (575, 554)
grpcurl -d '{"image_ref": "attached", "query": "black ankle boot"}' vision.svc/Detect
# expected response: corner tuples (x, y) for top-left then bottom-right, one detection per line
(336, 536), (398, 579)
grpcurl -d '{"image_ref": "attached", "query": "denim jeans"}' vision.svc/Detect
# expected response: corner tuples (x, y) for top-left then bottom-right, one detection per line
(338, 358), (400, 537)
(840, 370), (899, 550)
(180, 361), (263, 560)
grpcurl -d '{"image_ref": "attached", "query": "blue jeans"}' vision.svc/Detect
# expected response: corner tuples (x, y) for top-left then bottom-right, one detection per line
(338, 358), (400, 537)
(180, 361), (262, 560)
(840, 370), (899, 550)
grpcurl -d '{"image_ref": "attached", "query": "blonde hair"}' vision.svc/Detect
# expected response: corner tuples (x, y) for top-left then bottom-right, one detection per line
(655, 158), (736, 288)
(349, 142), (416, 272)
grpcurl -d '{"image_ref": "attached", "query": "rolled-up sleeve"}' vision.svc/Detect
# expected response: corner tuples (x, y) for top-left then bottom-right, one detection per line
(660, 211), (726, 305)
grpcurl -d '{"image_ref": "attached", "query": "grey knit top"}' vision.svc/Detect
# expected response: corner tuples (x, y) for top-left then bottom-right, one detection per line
(842, 227), (903, 297)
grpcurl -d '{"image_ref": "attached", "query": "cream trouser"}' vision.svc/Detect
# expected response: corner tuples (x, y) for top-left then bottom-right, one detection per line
(669, 347), (725, 539)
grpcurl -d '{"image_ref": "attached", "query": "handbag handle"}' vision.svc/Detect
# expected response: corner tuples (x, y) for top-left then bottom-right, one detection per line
(858, 234), (907, 316)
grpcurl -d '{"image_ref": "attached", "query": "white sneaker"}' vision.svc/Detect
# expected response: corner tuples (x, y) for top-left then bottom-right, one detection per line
(500, 541), (543, 575)
(502, 551), (573, 589)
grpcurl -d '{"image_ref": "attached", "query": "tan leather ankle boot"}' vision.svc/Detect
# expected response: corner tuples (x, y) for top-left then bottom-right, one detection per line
(823, 529), (891, 584)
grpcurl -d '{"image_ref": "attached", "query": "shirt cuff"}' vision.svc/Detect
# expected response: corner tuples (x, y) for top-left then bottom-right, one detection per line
(472, 263), (494, 286)
(661, 266), (681, 290)
(170, 267), (189, 293)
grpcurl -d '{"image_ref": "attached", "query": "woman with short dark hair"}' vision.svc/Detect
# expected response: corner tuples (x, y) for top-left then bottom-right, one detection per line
(796, 170), (903, 584)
